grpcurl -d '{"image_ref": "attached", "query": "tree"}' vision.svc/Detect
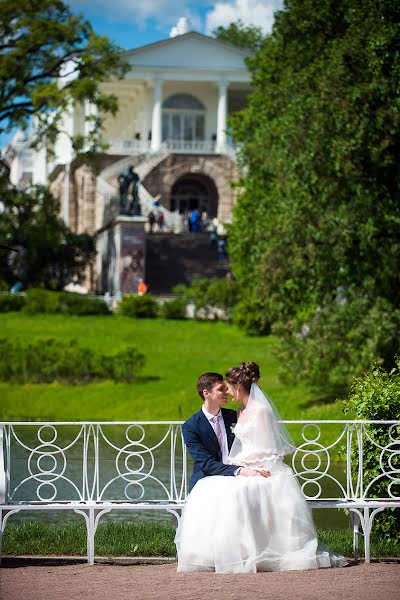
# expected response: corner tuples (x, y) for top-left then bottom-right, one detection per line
(228, 0), (400, 390)
(213, 20), (266, 52)
(0, 168), (95, 290)
(0, 0), (129, 151)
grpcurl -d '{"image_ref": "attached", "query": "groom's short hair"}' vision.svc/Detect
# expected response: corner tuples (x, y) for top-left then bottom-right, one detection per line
(196, 372), (224, 400)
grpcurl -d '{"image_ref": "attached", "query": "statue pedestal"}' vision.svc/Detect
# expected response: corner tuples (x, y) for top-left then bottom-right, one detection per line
(96, 216), (147, 295)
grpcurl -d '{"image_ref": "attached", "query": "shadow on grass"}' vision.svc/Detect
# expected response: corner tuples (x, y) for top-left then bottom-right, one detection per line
(135, 375), (161, 384)
(300, 390), (344, 409)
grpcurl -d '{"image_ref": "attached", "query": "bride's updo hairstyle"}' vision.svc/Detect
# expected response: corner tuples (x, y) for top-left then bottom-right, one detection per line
(225, 361), (260, 394)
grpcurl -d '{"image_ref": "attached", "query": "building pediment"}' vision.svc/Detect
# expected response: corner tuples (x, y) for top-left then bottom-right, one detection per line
(124, 32), (251, 73)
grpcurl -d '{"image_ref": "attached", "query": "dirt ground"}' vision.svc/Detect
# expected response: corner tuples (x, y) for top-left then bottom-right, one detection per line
(1, 558), (399, 600)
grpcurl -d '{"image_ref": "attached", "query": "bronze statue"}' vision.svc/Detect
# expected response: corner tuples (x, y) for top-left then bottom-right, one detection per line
(118, 165), (141, 215)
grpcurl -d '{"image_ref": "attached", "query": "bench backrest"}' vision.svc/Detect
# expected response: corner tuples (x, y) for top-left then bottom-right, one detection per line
(0, 421), (399, 504)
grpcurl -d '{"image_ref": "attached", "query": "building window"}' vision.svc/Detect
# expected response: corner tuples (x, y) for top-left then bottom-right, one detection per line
(162, 94), (205, 141)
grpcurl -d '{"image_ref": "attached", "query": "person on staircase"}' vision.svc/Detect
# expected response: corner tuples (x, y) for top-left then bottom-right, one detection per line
(190, 208), (201, 233)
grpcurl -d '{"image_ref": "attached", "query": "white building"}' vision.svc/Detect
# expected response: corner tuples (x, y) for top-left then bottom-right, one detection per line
(3, 24), (253, 293)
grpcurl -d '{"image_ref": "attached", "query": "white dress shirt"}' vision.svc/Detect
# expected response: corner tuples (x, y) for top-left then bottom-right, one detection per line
(202, 406), (230, 464)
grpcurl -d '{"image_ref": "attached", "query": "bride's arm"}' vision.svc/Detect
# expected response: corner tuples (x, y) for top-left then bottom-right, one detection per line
(182, 421), (238, 478)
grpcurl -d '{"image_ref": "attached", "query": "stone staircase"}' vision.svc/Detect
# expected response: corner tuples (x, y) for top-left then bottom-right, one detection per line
(96, 152), (178, 230)
(145, 233), (230, 295)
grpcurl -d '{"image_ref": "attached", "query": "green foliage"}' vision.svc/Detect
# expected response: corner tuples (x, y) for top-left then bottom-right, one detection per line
(0, 293), (27, 312)
(342, 361), (400, 542)
(23, 288), (60, 313)
(0, 0), (129, 152)
(117, 294), (159, 319)
(233, 298), (272, 336)
(228, 0), (400, 390)
(174, 277), (239, 320)
(0, 177), (96, 290)
(274, 297), (400, 391)
(0, 337), (144, 383)
(213, 20), (266, 51)
(160, 298), (187, 320)
(57, 292), (110, 316)
(22, 289), (110, 315)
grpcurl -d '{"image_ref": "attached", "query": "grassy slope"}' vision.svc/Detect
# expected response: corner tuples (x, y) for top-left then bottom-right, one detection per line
(0, 313), (348, 424)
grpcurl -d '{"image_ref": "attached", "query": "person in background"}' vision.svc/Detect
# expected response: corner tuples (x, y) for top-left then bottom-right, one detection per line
(148, 211), (156, 233)
(138, 279), (148, 296)
(190, 208), (201, 233)
(201, 210), (209, 232)
(209, 218), (218, 248)
(157, 211), (165, 231)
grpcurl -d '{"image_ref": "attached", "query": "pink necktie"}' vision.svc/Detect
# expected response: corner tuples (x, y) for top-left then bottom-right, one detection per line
(213, 414), (224, 452)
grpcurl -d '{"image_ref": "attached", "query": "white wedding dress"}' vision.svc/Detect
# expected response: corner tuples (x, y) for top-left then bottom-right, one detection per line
(175, 384), (347, 573)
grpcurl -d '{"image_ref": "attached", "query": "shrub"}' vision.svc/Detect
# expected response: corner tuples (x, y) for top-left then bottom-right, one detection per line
(173, 277), (239, 320)
(23, 288), (60, 314)
(117, 294), (158, 319)
(58, 292), (110, 316)
(342, 361), (400, 542)
(0, 338), (145, 383)
(233, 298), (272, 335)
(0, 293), (27, 312)
(22, 289), (110, 316)
(160, 298), (187, 320)
(273, 297), (400, 392)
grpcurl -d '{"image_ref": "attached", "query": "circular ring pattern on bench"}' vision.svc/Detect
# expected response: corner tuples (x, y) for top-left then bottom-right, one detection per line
(124, 481), (145, 501)
(36, 481), (58, 502)
(37, 425), (58, 445)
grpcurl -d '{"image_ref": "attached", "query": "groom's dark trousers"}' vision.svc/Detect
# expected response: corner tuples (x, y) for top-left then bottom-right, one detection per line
(182, 407), (238, 492)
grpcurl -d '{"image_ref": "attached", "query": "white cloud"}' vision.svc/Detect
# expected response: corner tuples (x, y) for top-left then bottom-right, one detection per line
(205, 0), (282, 35)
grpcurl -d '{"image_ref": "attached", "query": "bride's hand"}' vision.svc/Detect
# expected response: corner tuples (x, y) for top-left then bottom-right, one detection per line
(237, 467), (271, 478)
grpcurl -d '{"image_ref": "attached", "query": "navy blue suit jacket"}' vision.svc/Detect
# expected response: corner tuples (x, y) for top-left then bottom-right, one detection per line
(182, 407), (238, 492)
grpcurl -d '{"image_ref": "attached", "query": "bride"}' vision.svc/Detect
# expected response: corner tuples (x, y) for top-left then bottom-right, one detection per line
(175, 362), (347, 573)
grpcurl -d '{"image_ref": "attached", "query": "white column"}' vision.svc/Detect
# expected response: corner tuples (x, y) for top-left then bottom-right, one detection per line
(9, 153), (22, 186)
(216, 80), (228, 154)
(84, 101), (98, 140)
(151, 78), (163, 152)
(31, 116), (47, 185)
(62, 104), (74, 226)
(63, 162), (71, 226)
(33, 145), (47, 185)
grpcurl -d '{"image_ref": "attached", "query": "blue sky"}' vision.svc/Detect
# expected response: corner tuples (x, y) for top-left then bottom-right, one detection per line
(66, 1), (283, 49)
(1, 1), (283, 146)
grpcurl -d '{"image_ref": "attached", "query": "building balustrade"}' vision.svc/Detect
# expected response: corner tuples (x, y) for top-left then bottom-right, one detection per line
(106, 138), (238, 158)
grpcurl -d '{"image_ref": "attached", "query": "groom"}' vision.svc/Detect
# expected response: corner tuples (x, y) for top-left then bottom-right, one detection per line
(182, 372), (271, 491)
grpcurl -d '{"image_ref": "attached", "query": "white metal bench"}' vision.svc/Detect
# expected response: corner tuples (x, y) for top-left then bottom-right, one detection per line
(0, 420), (399, 565)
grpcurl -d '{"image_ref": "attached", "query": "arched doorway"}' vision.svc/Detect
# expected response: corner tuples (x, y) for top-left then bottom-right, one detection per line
(170, 173), (218, 216)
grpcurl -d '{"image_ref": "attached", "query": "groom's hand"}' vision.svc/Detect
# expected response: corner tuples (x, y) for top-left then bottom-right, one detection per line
(237, 467), (271, 478)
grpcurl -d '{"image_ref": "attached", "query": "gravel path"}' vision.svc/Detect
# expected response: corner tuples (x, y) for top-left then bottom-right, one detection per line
(1, 558), (399, 600)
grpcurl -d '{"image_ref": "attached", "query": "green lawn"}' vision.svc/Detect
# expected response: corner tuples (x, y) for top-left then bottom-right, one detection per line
(0, 313), (349, 425)
(3, 521), (399, 558)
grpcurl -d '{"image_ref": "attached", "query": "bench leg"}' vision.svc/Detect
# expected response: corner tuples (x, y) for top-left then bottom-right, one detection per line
(365, 507), (386, 565)
(351, 510), (360, 563)
(88, 508), (95, 566)
(168, 509), (182, 529)
(73, 509), (93, 566)
(363, 507), (371, 564)
(0, 508), (22, 567)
